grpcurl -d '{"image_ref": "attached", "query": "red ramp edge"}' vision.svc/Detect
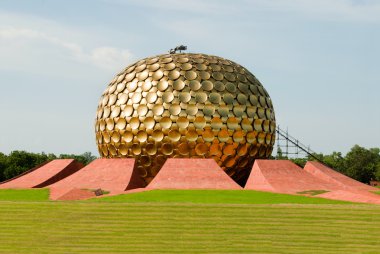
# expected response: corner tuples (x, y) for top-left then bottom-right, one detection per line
(0, 161), (49, 186)
(244, 160), (338, 194)
(317, 190), (380, 204)
(147, 158), (242, 190)
(48, 158), (145, 200)
(56, 189), (96, 201)
(304, 161), (377, 192)
(0, 159), (83, 189)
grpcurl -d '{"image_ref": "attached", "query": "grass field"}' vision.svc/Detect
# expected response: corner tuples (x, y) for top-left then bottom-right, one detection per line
(88, 189), (349, 204)
(0, 188), (49, 201)
(0, 189), (379, 253)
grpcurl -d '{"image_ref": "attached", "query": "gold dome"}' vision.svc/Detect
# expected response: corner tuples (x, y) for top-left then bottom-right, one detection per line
(95, 53), (276, 186)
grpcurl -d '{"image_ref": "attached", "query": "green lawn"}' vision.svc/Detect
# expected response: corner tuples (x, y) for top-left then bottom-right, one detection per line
(0, 189), (379, 253)
(0, 188), (49, 201)
(89, 189), (349, 204)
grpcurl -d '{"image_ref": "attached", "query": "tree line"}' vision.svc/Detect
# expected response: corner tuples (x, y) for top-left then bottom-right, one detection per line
(277, 144), (380, 184)
(0, 151), (97, 181)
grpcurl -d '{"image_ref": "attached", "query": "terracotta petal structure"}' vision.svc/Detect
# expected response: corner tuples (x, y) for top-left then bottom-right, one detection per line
(304, 161), (378, 192)
(48, 158), (145, 200)
(245, 160), (380, 204)
(147, 158), (242, 190)
(244, 160), (337, 193)
(0, 159), (83, 189)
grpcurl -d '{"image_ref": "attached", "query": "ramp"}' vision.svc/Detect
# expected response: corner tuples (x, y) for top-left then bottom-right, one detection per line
(304, 161), (377, 192)
(244, 160), (337, 194)
(57, 188), (96, 201)
(48, 158), (145, 200)
(317, 190), (380, 204)
(0, 159), (83, 189)
(147, 158), (242, 190)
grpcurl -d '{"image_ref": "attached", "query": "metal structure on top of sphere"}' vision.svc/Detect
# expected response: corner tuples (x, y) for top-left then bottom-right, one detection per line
(95, 52), (276, 186)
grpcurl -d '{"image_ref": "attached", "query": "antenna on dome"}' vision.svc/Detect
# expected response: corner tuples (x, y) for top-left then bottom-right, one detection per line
(169, 45), (187, 54)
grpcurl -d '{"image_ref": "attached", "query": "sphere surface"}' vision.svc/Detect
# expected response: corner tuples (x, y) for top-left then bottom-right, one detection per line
(95, 53), (276, 185)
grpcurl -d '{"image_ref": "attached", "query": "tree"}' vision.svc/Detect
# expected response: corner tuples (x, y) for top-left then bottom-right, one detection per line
(275, 147), (287, 160)
(290, 157), (307, 168)
(306, 152), (324, 163)
(323, 151), (345, 174)
(0, 152), (7, 181)
(344, 145), (380, 183)
(80, 152), (97, 165)
(58, 152), (97, 165)
(374, 163), (380, 181)
(3, 151), (38, 179)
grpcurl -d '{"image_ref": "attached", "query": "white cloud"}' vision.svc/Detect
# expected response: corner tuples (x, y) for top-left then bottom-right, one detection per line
(0, 26), (132, 71)
(89, 47), (131, 71)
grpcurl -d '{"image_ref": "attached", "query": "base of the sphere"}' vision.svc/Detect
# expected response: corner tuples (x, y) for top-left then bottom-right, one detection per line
(110, 154), (267, 188)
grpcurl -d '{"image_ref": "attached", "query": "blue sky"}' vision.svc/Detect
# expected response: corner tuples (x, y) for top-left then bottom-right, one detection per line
(0, 0), (379, 156)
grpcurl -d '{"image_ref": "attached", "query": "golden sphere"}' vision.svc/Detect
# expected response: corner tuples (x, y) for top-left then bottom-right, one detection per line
(95, 53), (276, 186)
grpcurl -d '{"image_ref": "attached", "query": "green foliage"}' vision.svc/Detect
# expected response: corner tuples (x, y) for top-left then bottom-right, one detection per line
(306, 152), (324, 162)
(275, 147), (287, 159)
(0, 152), (7, 181)
(344, 145), (380, 183)
(0, 151), (97, 181)
(290, 157), (307, 167)
(375, 163), (380, 183)
(323, 151), (345, 173)
(58, 151), (97, 165)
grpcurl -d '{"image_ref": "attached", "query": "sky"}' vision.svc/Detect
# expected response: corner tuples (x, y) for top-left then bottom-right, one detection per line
(0, 0), (379, 157)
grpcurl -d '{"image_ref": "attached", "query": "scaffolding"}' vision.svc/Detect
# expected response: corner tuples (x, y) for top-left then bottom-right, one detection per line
(275, 126), (323, 163)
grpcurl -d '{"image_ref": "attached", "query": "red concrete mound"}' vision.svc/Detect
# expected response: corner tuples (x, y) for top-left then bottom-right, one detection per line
(57, 188), (96, 201)
(48, 158), (145, 200)
(304, 161), (377, 192)
(244, 160), (337, 194)
(147, 158), (242, 190)
(0, 159), (83, 189)
(244, 160), (380, 204)
(317, 190), (380, 204)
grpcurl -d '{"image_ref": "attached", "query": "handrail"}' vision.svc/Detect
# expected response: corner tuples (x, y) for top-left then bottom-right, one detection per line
(276, 126), (324, 163)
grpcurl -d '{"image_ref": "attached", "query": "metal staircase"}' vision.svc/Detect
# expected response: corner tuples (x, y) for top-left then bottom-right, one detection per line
(275, 126), (323, 163)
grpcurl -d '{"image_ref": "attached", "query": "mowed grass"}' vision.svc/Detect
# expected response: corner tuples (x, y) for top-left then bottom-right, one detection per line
(89, 189), (349, 204)
(0, 189), (380, 253)
(0, 188), (49, 201)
